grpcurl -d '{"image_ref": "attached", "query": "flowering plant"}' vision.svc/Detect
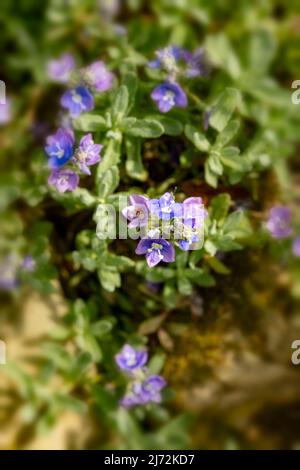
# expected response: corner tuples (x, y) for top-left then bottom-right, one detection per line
(1, 0), (300, 451)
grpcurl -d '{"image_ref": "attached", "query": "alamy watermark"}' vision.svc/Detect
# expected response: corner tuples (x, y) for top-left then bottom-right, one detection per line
(95, 196), (205, 249)
(0, 80), (6, 104)
(291, 80), (300, 105)
(291, 340), (300, 365)
(0, 340), (6, 365)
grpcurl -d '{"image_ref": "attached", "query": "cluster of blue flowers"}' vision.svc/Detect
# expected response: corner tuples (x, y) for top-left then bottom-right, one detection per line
(122, 192), (207, 267)
(45, 54), (113, 192)
(45, 129), (102, 192)
(149, 45), (206, 113)
(115, 344), (166, 408)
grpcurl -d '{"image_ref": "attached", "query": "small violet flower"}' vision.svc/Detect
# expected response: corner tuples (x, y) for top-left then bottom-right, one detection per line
(292, 237), (300, 257)
(151, 81), (187, 113)
(181, 47), (207, 78)
(148, 45), (183, 75)
(73, 133), (102, 175)
(266, 206), (292, 239)
(115, 344), (148, 372)
(149, 192), (182, 220)
(47, 53), (75, 83)
(21, 256), (36, 273)
(81, 61), (114, 92)
(60, 86), (94, 118)
(135, 238), (175, 268)
(45, 128), (75, 169)
(48, 168), (79, 193)
(122, 195), (149, 228)
(121, 375), (166, 408)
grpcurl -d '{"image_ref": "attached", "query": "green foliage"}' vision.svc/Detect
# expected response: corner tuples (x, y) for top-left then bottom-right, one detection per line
(1, 0), (299, 451)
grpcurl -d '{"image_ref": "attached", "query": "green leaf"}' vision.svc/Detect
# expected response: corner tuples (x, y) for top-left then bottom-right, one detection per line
(138, 313), (166, 335)
(210, 193), (231, 222)
(204, 239), (218, 256)
(206, 256), (231, 274)
(219, 147), (245, 171)
(186, 268), (215, 287)
(206, 33), (241, 79)
(204, 160), (218, 188)
(54, 394), (87, 413)
(207, 153), (223, 175)
(90, 320), (113, 338)
(111, 85), (129, 124)
(148, 352), (166, 374)
(97, 136), (122, 177)
(81, 333), (102, 361)
(105, 253), (135, 270)
(97, 165), (120, 198)
(210, 88), (240, 132)
(184, 124), (210, 152)
(223, 210), (253, 239)
(213, 236), (242, 251)
(73, 113), (108, 132)
(215, 119), (240, 148)
(98, 266), (121, 292)
(125, 137), (148, 181)
(147, 115), (183, 136)
(122, 72), (137, 112)
(178, 276), (193, 295)
(248, 29), (277, 75)
(125, 119), (164, 138)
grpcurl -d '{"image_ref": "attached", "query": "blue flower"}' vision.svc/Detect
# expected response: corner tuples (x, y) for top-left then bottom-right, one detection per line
(181, 47), (207, 78)
(45, 128), (75, 169)
(135, 238), (175, 267)
(151, 81), (187, 113)
(60, 86), (94, 118)
(149, 192), (182, 220)
(266, 206), (292, 239)
(121, 375), (166, 408)
(148, 45), (183, 74)
(115, 344), (148, 372)
(47, 53), (75, 83)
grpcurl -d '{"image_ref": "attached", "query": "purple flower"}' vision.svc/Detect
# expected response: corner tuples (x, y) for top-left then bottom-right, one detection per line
(149, 192), (182, 220)
(292, 237), (300, 257)
(148, 45), (183, 74)
(81, 61), (114, 92)
(73, 133), (103, 175)
(47, 53), (75, 83)
(115, 344), (148, 372)
(122, 195), (149, 228)
(266, 206), (292, 239)
(181, 47), (207, 78)
(151, 81), (187, 113)
(135, 375), (166, 404)
(182, 197), (207, 224)
(135, 238), (175, 267)
(60, 86), (94, 118)
(0, 99), (11, 125)
(121, 375), (166, 408)
(48, 168), (79, 193)
(21, 256), (36, 273)
(45, 128), (75, 169)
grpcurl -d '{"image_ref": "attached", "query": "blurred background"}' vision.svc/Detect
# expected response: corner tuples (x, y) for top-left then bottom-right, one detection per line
(1, 0), (300, 450)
